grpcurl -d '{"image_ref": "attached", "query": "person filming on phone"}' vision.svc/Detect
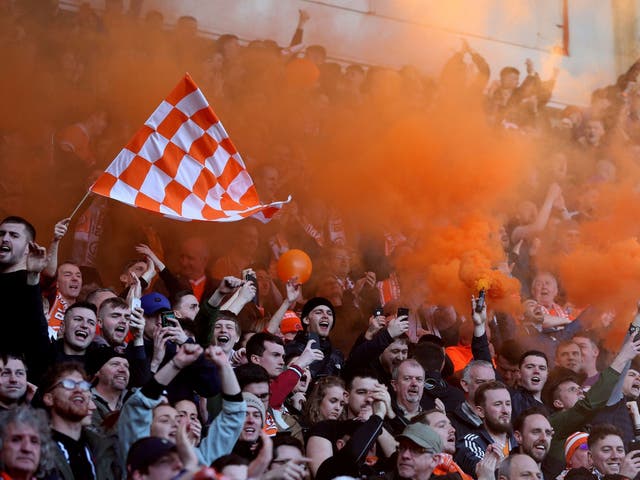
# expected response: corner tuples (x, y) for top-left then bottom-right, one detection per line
(285, 297), (344, 379)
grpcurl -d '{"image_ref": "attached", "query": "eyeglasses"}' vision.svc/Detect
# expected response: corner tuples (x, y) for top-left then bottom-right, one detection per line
(397, 443), (434, 456)
(51, 379), (92, 392)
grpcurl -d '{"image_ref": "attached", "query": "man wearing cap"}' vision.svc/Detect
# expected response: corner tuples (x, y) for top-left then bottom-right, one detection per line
(285, 297), (344, 378)
(89, 351), (130, 434)
(386, 423), (444, 479)
(126, 436), (191, 480)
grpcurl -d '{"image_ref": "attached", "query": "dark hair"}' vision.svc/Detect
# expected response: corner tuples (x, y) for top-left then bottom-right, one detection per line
(500, 66), (520, 78)
(542, 367), (583, 409)
(571, 331), (599, 349)
(344, 368), (379, 391)
(0, 216), (35, 241)
(273, 434), (304, 458)
(588, 423), (623, 449)
(512, 406), (550, 433)
(498, 340), (522, 365)
(246, 332), (283, 360)
(474, 380), (509, 407)
(211, 453), (249, 471)
(518, 350), (548, 368)
(234, 363), (270, 389)
(411, 341), (445, 373)
(172, 290), (195, 308)
(410, 409), (446, 426)
(0, 353), (26, 370)
(64, 301), (97, 324)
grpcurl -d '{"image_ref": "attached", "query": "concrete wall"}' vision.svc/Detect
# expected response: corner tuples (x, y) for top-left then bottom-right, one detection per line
(68, 0), (629, 106)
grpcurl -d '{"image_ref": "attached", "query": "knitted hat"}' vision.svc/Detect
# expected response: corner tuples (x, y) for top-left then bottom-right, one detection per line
(86, 347), (128, 378)
(301, 297), (335, 327)
(564, 431), (589, 466)
(242, 392), (265, 423)
(280, 310), (303, 335)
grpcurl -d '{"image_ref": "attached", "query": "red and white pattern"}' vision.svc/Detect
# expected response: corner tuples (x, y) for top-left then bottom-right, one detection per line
(91, 74), (289, 222)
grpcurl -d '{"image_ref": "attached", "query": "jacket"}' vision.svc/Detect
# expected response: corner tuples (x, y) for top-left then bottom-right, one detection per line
(454, 428), (518, 477)
(51, 428), (121, 480)
(118, 377), (246, 466)
(285, 331), (344, 378)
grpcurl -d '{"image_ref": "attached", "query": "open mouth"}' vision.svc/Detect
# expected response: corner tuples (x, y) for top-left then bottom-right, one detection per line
(216, 335), (229, 344)
(75, 331), (88, 340)
(71, 393), (87, 404)
(114, 325), (126, 334)
(114, 374), (128, 382)
(531, 376), (541, 384)
(319, 321), (330, 328)
(0, 245), (10, 252)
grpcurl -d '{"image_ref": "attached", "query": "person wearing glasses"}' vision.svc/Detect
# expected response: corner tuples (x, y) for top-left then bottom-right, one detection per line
(387, 423), (445, 480)
(40, 360), (120, 479)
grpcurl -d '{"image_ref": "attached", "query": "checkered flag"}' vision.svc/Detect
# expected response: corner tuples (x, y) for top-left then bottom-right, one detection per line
(91, 74), (290, 222)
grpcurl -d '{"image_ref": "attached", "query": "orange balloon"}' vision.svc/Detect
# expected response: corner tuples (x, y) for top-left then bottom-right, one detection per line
(277, 249), (313, 284)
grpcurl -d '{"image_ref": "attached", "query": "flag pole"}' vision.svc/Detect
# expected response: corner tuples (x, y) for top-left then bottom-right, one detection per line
(68, 191), (92, 220)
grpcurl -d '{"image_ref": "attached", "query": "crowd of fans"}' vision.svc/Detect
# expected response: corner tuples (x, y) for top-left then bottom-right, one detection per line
(4, 0), (640, 479)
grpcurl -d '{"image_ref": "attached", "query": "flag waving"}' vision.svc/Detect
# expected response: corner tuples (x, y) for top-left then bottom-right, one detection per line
(91, 74), (290, 222)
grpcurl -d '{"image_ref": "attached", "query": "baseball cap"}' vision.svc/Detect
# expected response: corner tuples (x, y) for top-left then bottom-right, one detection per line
(280, 310), (303, 335)
(397, 423), (443, 454)
(127, 437), (176, 473)
(141, 292), (171, 316)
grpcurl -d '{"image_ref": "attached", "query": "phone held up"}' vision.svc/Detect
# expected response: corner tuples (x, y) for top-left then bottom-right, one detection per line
(161, 310), (177, 328)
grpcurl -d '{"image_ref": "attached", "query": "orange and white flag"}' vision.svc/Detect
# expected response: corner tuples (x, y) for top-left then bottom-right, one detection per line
(91, 74), (289, 222)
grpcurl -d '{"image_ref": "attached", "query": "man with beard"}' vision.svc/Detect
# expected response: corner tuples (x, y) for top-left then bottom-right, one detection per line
(95, 297), (148, 387)
(41, 361), (120, 479)
(0, 354), (28, 410)
(89, 352), (130, 433)
(451, 360), (495, 441)
(455, 381), (518, 476)
(513, 407), (561, 480)
(511, 351), (549, 420)
(0, 216), (50, 381)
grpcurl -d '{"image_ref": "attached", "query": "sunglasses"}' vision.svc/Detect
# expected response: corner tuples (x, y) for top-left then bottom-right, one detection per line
(51, 379), (92, 392)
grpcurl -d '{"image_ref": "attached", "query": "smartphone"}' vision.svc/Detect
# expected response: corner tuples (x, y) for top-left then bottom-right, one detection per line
(397, 307), (409, 319)
(475, 289), (486, 314)
(161, 311), (177, 328)
(308, 332), (320, 349)
(373, 307), (384, 317)
(130, 297), (141, 311)
(242, 269), (260, 305)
